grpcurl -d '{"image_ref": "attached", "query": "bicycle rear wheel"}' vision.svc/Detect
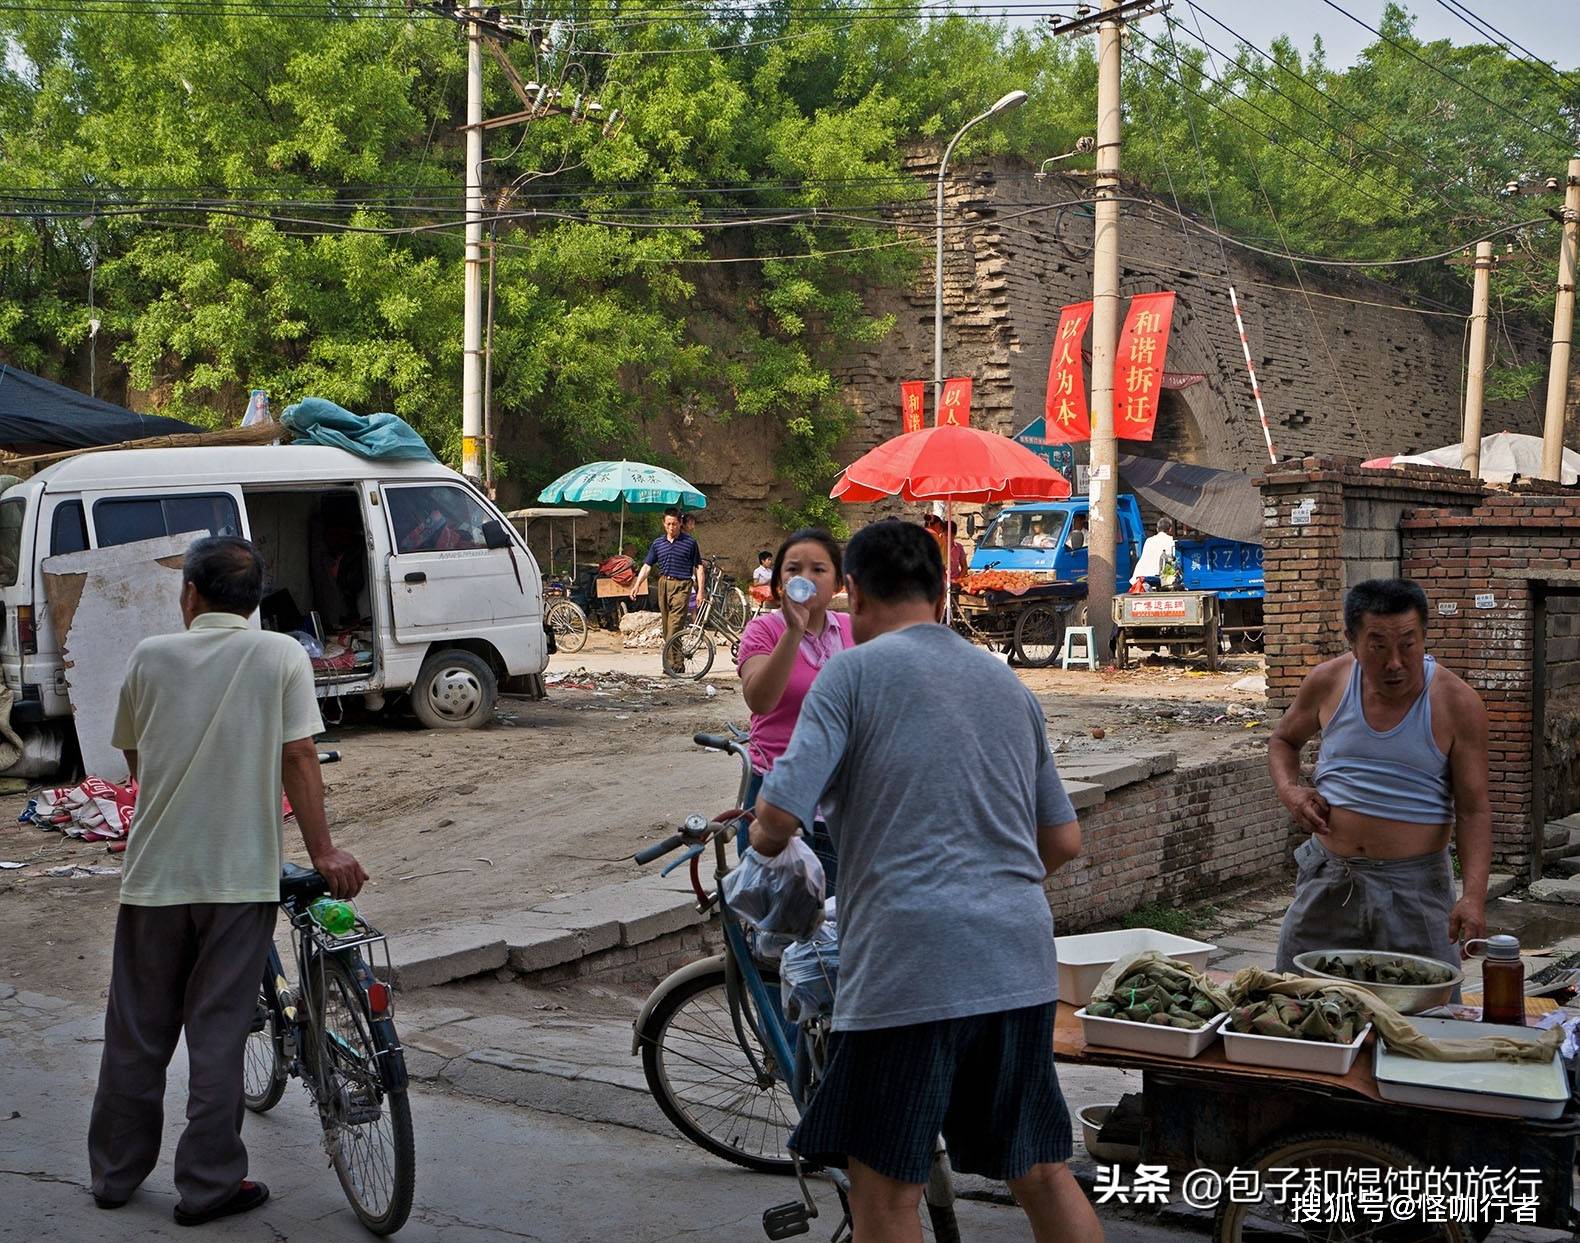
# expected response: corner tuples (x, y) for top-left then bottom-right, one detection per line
(545, 598), (589, 654)
(663, 626), (716, 680)
(310, 955), (415, 1235)
(720, 586), (749, 632)
(638, 963), (798, 1174)
(243, 981), (287, 1113)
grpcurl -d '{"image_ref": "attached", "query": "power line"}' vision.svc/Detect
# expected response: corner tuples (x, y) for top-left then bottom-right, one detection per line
(1434, 0), (1580, 95)
(1126, 25), (1417, 226)
(1177, 2), (1515, 223)
(1317, 0), (1576, 149)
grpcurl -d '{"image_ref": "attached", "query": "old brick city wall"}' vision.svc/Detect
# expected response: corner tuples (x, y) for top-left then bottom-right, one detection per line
(535, 153), (1561, 567)
(831, 154), (1552, 483)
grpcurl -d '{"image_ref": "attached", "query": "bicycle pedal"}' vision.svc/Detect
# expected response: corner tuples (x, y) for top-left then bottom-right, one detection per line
(762, 1202), (812, 1239)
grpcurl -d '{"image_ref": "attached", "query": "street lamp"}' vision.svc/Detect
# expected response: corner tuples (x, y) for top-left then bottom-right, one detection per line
(934, 89), (1028, 406)
(1035, 136), (1097, 180)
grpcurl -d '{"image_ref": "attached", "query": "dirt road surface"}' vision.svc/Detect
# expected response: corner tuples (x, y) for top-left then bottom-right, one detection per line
(0, 628), (1267, 1002)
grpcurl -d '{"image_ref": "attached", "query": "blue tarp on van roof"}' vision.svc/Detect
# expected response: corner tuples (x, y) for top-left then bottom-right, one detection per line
(0, 364), (199, 449)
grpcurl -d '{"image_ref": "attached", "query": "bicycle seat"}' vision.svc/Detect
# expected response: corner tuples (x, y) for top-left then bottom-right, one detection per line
(280, 862), (329, 904)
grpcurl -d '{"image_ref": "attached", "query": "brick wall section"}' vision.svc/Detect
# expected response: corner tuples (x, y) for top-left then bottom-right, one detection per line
(1043, 755), (1295, 930)
(1401, 493), (1580, 875)
(1259, 457), (1487, 713)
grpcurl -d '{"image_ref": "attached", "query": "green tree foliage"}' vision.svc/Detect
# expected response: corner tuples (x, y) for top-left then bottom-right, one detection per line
(1, 2), (1576, 522)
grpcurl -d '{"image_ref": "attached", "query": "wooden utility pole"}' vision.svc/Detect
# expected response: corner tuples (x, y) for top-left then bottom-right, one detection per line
(1462, 240), (1494, 480)
(1542, 158), (1580, 482)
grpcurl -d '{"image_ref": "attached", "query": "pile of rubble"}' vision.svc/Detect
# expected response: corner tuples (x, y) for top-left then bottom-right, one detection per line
(619, 611), (665, 650)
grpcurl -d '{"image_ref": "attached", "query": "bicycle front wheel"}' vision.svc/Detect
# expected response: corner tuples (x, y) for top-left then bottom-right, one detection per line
(310, 955), (415, 1235)
(638, 964), (798, 1174)
(663, 626), (716, 680)
(545, 597), (589, 654)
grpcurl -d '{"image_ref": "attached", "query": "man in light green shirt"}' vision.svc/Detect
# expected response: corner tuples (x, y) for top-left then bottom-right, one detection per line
(89, 536), (366, 1228)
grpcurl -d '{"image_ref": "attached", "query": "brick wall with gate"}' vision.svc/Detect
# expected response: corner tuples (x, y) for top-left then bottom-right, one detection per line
(1258, 457), (1580, 878)
(1401, 494), (1580, 877)
(1259, 458), (1488, 714)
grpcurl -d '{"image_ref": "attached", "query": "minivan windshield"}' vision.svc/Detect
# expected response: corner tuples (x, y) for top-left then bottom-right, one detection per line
(0, 497), (24, 587)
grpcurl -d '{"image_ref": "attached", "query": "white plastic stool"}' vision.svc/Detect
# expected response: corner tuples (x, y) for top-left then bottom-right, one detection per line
(1059, 626), (1099, 671)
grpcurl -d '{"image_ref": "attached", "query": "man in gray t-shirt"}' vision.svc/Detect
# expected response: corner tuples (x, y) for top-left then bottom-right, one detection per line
(754, 519), (1100, 1243)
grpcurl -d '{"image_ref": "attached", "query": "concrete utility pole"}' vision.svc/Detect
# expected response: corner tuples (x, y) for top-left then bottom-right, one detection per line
(1462, 240), (1493, 480)
(1087, 0), (1123, 658)
(462, 14), (486, 483)
(1542, 157), (1580, 482)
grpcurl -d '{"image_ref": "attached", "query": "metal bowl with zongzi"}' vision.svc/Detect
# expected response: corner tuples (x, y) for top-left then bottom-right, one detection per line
(1292, 949), (1462, 1015)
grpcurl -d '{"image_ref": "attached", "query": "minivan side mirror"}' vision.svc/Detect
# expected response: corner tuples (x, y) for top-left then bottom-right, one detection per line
(482, 519), (511, 550)
(966, 513), (982, 536)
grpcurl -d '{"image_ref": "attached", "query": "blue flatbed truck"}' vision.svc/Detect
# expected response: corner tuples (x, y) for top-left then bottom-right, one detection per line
(958, 495), (1264, 668)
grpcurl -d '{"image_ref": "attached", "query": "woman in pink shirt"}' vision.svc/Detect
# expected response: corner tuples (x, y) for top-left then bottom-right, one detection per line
(735, 529), (850, 885)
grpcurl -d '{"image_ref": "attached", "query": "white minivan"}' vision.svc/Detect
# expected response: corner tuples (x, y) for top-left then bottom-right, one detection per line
(0, 444), (547, 751)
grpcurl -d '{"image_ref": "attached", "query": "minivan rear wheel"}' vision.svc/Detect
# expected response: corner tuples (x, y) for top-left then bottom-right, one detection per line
(412, 649), (497, 730)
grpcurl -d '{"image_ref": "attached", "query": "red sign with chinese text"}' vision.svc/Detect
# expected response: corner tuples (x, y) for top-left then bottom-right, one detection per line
(1043, 300), (1093, 443)
(901, 381), (926, 433)
(938, 377), (972, 426)
(1115, 291), (1176, 442)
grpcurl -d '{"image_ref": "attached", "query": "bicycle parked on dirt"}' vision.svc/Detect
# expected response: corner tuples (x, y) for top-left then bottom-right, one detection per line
(631, 731), (960, 1241)
(544, 578), (589, 654)
(664, 556), (751, 679)
(243, 754), (414, 1236)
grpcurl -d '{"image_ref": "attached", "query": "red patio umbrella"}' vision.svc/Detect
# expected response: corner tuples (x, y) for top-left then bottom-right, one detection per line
(831, 424), (1073, 504)
(831, 424), (1072, 618)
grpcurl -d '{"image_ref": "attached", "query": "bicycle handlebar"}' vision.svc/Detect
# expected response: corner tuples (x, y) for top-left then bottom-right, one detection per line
(634, 834), (686, 865)
(693, 732), (735, 751)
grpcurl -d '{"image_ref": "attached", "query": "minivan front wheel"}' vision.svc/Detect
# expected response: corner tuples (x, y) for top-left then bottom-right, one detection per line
(412, 649), (497, 729)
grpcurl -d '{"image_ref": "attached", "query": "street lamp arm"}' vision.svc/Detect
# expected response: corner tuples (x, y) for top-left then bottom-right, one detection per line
(934, 90), (1028, 398)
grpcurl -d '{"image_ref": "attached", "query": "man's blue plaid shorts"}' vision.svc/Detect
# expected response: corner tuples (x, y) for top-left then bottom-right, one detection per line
(788, 1002), (1072, 1185)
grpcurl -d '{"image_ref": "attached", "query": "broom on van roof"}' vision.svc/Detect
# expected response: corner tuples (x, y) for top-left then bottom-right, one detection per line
(0, 422), (284, 473)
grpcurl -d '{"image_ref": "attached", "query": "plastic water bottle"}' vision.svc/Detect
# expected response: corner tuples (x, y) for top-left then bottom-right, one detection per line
(309, 898), (357, 936)
(784, 576), (816, 605)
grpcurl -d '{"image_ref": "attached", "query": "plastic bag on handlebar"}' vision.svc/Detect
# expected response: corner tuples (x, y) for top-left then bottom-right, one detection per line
(722, 835), (826, 941)
(781, 920), (839, 1026)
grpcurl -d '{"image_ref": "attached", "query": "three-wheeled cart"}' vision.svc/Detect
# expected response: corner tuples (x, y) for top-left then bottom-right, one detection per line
(1112, 590), (1222, 672)
(1057, 1001), (1578, 1242)
(953, 579), (1083, 667)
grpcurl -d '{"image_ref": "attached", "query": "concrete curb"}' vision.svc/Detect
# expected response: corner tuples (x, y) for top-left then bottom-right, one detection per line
(386, 746), (1178, 990)
(387, 872), (703, 989)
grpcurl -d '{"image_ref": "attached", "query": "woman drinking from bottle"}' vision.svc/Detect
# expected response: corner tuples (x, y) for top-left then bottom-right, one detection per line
(736, 529), (849, 889)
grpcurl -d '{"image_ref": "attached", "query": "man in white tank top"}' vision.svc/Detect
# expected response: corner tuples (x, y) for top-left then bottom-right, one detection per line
(1268, 579), (1491, 975)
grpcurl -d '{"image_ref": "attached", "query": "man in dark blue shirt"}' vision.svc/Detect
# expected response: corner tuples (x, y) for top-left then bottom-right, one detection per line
(629, 508), (704, 660)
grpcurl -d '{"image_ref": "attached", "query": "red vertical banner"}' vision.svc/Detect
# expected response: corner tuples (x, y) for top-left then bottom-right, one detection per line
(1114, 291), (1175, 441)
(938, 377), (972, 426)
(900, 381), (926, 433)
(1044, 300), (1093, 443)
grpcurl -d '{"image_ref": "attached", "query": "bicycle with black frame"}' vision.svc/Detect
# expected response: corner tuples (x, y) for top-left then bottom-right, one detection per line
(243, 752), (414, 1236)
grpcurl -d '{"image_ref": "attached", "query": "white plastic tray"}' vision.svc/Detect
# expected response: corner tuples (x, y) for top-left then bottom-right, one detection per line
(1220, 1023), (1372, 1075)
(1075, 1007), (1227, 1059)
(1055, 929), (1216, 1008)
(1372, 1016), (1569, 1120)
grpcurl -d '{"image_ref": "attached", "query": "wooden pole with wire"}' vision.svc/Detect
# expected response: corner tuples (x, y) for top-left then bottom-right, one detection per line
(1542, 159), (1580, 482)
(1462, 241), (1494, 480)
